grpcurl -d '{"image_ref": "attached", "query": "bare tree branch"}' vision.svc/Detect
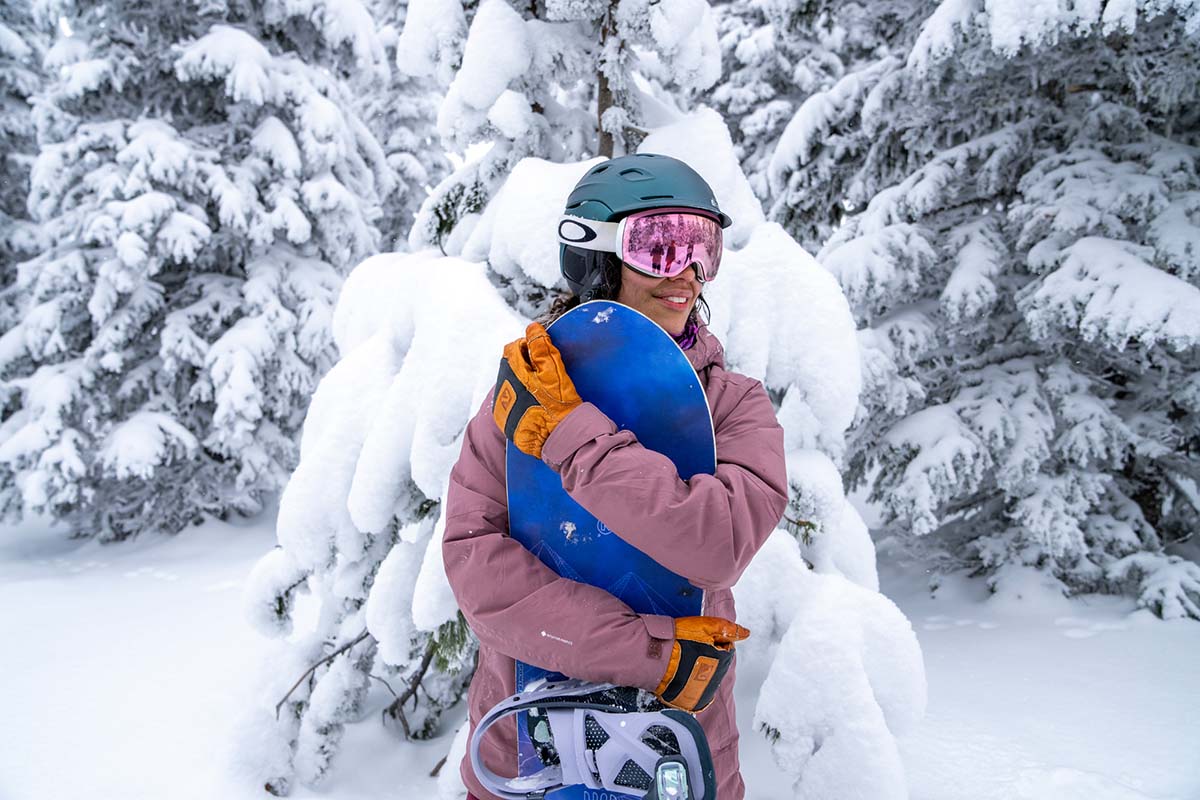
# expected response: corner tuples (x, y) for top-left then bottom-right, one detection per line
(383, 637), (439, 739)
(369, 673), (399, 698)
(274, 629), (371, 719)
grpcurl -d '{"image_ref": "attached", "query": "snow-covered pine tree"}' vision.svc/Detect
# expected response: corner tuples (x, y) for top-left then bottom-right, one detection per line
(242, 250), (511, 792)
(709, 0), (917, 218)
(0, 2), (43, 330)
(240, 1), (729, 786)
(400, 0), (723, 292)
(0, 1), (390, 540)
(768, 1), (1200, 618)
(246, 107), (926, 796)
(358, 0), (451, 251)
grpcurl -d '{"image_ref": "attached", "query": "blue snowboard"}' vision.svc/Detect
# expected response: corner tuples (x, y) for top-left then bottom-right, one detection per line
(506, 300), (717, 798)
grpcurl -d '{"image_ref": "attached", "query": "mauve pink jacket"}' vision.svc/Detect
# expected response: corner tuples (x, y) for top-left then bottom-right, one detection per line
(443, 324), (788, 800)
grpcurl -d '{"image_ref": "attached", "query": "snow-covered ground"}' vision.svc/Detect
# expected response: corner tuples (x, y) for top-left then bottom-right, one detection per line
(875, 559), (1200, 800)
(2, 517), (1198, 800)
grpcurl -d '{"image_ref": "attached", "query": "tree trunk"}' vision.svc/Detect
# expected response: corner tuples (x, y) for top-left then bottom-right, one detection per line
(598, 74), (614, 157)
(597, 7), (616, 158)
(596, 0), (627, 157)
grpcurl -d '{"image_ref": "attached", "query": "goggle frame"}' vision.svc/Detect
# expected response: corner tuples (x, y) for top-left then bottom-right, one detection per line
(557, 207), (723, 283)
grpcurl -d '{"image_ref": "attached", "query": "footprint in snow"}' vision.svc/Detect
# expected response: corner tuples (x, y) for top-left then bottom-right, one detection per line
(61, 559), (110, 574)
(1053, 616), (1128, 639)
(922, 614), (997, 631)
(1013, 765), (1160, 799)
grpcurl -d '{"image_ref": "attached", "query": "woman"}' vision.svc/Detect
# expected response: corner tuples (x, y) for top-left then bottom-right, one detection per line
(443, 154), (788, 800)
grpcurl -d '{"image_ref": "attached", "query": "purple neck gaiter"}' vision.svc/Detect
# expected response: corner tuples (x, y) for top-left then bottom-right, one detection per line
(673, 315), (699, 350)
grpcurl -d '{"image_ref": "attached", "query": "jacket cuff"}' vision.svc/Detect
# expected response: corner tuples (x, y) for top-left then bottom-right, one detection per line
(634, 613), (677, 691)
(542, 402), (616, 471)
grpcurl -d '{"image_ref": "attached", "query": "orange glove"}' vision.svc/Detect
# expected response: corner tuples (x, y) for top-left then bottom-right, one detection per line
(654, 616), (750, 713)
(492, 322), (583, 459)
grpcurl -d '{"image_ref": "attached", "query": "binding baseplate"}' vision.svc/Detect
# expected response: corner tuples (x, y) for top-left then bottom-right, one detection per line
(470, 679), (717, 800)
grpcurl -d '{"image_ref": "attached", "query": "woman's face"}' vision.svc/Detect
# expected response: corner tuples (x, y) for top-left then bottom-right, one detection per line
(616, 263), (700, 336)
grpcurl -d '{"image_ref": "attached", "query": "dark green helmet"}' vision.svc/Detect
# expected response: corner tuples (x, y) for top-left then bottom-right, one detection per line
(560, 154), (732, 299)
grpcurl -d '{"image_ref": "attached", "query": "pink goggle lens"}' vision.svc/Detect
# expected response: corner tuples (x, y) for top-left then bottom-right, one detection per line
(621, 209), (723, 282)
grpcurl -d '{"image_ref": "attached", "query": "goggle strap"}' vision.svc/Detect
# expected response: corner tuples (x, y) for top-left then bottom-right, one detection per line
(557, 214), (620, 253)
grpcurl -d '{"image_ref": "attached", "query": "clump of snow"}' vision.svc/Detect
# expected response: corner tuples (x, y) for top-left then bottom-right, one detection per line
(275, 330), (398, 571)
(412, 494), (461, 631)
(251, 116), (302, 178)
(277, 252), (523, 573)
(244, 547), (310, 637)
(365, 520), (433, 664)
(786, 450), (845, 530)
(487, 89), (535, 139)
(785, 450), (879, 591)
(940, 218), (1005, 322)
(705, 222), (860, 446)
(985, 563), (1073, 613)
(644, 0), (722, 91)
(1107, 552), (1200, 621)
(158, 211), (212, 261)
(304, 0), (389, 79)
(908, 0), (1200, 68)
(754, 559), (926, 800)
(336, 253), (525, 501)
(907, 0), (980, 74)
(396, 0), (468, 86)
(175, 25), (275, 106)
(881, 405), (988, 536)
(462, 157), (600, 290)
(60, 57), (112, 99)
(733, 530), (811, 662)
(98, 411), (198, 480)
(767, 58), (900, 199)
(1149, 193), (1200, 281)
(437, 0), (531, 139)
(638, 108), (765, 247)
(820, 224), (937, 322)
(1021, 237), (1200, 351)
(294, 651), (371, 784)
(438, 721), (471, 799)
(0, 21), (32, 60)
(544, 0), (606, 21)
(41, 29), (83, 66)
(823, 502), (879, 591)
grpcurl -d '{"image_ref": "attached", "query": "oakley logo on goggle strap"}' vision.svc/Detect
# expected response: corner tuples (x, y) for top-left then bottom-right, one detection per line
(557, 218), (598, 244)
(557, 215), (621, 252)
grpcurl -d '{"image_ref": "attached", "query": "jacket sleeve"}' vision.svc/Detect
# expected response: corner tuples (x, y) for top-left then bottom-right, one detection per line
(540, 376), (788, 591)
(442, 390), (674, 691)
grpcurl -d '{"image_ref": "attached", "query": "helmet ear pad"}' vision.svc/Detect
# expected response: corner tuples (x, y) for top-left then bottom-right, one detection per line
(561, 245), (623, 301)
(560, 244), (590, 296)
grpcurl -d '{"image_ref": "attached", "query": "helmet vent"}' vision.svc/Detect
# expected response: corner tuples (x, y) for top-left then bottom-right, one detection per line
(640, 194), (673, 201)
(592, 165), (609, 173)
(619, 168), (652, 181)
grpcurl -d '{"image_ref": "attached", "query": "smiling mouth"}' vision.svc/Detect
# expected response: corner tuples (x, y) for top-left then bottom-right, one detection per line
(656, 295), (691, 309)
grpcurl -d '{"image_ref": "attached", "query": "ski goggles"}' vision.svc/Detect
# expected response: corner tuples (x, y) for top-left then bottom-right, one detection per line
(557, 207), (724, 282)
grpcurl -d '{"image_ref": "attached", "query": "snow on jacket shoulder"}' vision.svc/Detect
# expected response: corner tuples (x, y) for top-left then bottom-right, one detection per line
(443, 323), (787, 800)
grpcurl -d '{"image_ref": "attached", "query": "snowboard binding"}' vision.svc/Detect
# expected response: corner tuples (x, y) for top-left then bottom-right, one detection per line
(470, 679), (717, 800)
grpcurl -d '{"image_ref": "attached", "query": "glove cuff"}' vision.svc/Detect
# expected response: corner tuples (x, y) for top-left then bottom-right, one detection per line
(493, 357), (539, 441)
(655, 640), (734, 713)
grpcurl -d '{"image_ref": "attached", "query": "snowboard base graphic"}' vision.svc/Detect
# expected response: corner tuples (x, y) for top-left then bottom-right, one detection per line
(506, 301), (717, 796)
